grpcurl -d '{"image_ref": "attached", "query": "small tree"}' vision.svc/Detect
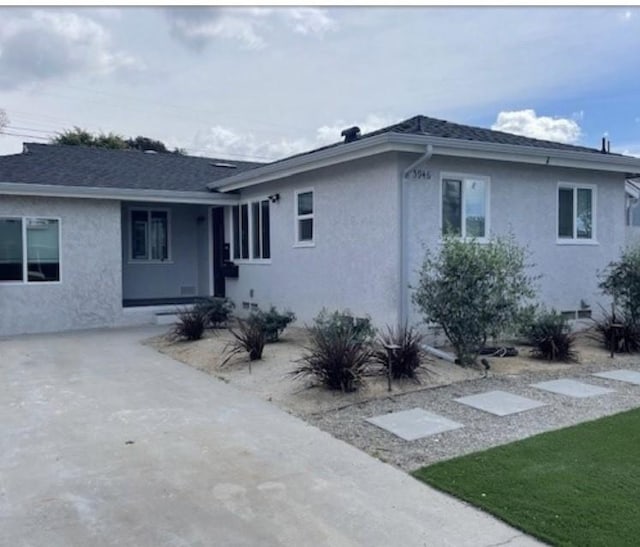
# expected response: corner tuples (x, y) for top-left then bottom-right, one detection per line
(412, 235), (537, 367)
(599, 246), (640, 325)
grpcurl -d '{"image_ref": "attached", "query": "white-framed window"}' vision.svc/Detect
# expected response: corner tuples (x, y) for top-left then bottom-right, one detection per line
(130, 208), (170, 262)
(294, 189), (314, 246)
(231, 198), (270, 261)
(0, 216), (61, 283)
(557, 183), (596, 242)
(441, 174), (489, 239)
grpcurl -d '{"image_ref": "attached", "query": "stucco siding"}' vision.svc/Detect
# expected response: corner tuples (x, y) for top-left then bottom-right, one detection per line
(121, 202), (211, 300)
(225, 153), (401, 326)
(403, 154), (626, 326)
(0, 196), (122, 336)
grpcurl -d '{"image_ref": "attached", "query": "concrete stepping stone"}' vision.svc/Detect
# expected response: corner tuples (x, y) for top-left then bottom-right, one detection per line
(454, 390), (545, 416)
(366, 408), (463, 441)
(531, 379), (615, 398)
(593, 369), (640, 385)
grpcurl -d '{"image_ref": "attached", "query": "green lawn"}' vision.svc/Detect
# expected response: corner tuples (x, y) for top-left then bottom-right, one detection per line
(413, 407), (640, 546)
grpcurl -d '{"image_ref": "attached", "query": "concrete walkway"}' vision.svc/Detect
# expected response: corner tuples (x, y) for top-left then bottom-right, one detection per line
(0, 327), (541, 547)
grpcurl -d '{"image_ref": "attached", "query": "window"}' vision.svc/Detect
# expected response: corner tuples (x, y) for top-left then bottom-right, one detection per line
(231, 198), (270, 261)
(441, 176), (488, 238)
(130, 209), (169, 261)
(0, 217), (60, 283)
(558, 185), (595, 241)
(295, 189), (314, 245)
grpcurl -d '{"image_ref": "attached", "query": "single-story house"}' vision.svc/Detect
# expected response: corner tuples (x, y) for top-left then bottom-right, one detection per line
(2, 114), (640, 337)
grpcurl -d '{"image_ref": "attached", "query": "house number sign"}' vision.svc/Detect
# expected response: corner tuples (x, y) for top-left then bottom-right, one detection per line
(405, 169), (432, 180)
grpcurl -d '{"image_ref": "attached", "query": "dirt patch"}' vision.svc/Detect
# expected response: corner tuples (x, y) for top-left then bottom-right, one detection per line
(145, 326), (625, 419)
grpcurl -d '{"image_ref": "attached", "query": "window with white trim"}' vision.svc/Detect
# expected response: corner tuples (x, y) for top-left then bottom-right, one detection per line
(232, 199), (270, 260)
(558, 184), (595, 241)
(130, 209), (170, 261)
(295, 190), (314, 244)
(0, 217), (60, 282)
(441, 176), (488, 238)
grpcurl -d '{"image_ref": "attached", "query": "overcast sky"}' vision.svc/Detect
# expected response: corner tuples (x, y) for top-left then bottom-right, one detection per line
(0, 6), (639, 161)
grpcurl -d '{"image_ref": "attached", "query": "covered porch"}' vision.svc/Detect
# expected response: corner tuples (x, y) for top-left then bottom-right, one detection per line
(120, 197), (234, 308)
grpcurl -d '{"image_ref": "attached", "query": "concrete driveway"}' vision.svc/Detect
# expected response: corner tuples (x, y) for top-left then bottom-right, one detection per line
(0, 327), (541, 547)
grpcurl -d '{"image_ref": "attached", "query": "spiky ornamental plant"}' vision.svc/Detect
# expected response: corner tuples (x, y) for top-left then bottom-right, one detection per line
(373, 324), (426, 381)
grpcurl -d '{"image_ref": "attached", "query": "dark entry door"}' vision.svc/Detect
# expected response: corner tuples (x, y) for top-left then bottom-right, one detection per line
(211, 207), (226, 297)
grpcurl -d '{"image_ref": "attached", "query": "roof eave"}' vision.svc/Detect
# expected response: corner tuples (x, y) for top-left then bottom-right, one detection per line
(211, 133), (640, 192)
(0, 182), (240, 205)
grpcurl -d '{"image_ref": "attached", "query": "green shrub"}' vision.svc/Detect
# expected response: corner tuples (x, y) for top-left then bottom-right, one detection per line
(195, 297), (234, 328)
(592, 308), (640, 354)
(253, 306), (296, 342)
(312, 309), (375, 343)
(412, 235), (537, 367)
(221, 316), (266, 370)
(599, 246), (640, 325)
(291, 309), (373, 392)
(172, 307), (206, 341)
(524, 310), (578, 362)
(373, 324), (425, 381)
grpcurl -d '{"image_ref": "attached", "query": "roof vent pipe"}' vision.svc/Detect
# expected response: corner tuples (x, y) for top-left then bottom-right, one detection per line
(601, 137), (606, 154)
(341, 126), (361, 143)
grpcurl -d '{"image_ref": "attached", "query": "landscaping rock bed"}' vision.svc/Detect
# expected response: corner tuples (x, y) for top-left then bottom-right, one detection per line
(147, 328), (640, 472)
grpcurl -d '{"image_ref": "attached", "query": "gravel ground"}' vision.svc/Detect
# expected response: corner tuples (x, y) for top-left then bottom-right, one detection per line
(304, 357), (640, 472)
(150, 328), (640, 474)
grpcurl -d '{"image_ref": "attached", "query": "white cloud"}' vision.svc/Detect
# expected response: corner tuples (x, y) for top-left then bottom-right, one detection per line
(491, 109), (582, 144)
(284, 8), (336, 36)
(165, 7), (335, 50)
(615, 143), (640, 158)
(167, 8), (267, 50)
(192, 126), (309, 162)
(0, 10), (142, 89)
(191, 113), (397, 161)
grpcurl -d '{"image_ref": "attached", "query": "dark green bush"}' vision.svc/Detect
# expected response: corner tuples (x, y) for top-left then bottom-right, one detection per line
(221, 316), (266, 369)
(195, 297), (234, 328)
(172, 307), (206, 341)
(373, 324), (425, 381)
(412, 235), (537, 367)
(312, 309), (375, 343)
(253, 306), (296, 342)
(291, 309), (373, 392)
(592, 308), (640, 354)
(524, 310), (578, 362)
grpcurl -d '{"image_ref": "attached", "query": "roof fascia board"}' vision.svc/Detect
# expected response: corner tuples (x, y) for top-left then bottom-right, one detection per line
(211, 134), (402, 191)
(0, 182), (239, 205)
(212, 133), (640, 192)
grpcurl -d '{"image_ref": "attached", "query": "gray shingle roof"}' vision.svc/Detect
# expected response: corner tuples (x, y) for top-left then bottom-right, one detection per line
(0, 143), (263, 193)
(270, 114), (613, 165)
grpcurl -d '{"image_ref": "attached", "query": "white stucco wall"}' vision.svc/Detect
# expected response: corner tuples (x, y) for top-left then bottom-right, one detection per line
(225, 153), (402, 327)
(0, 196), (123, 336)
(403, 154), (627, 326)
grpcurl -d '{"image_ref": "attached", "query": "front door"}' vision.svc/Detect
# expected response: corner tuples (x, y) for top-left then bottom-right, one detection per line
(211, 207), (226, 297)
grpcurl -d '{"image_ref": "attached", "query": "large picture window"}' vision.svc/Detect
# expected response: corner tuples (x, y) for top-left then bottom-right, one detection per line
(0, 217), (60, 283)
(558, 184), (595, 241)
(130, 209), (169, 261)
(442, 176), (488, 238)
(232, 198), (270, 261)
